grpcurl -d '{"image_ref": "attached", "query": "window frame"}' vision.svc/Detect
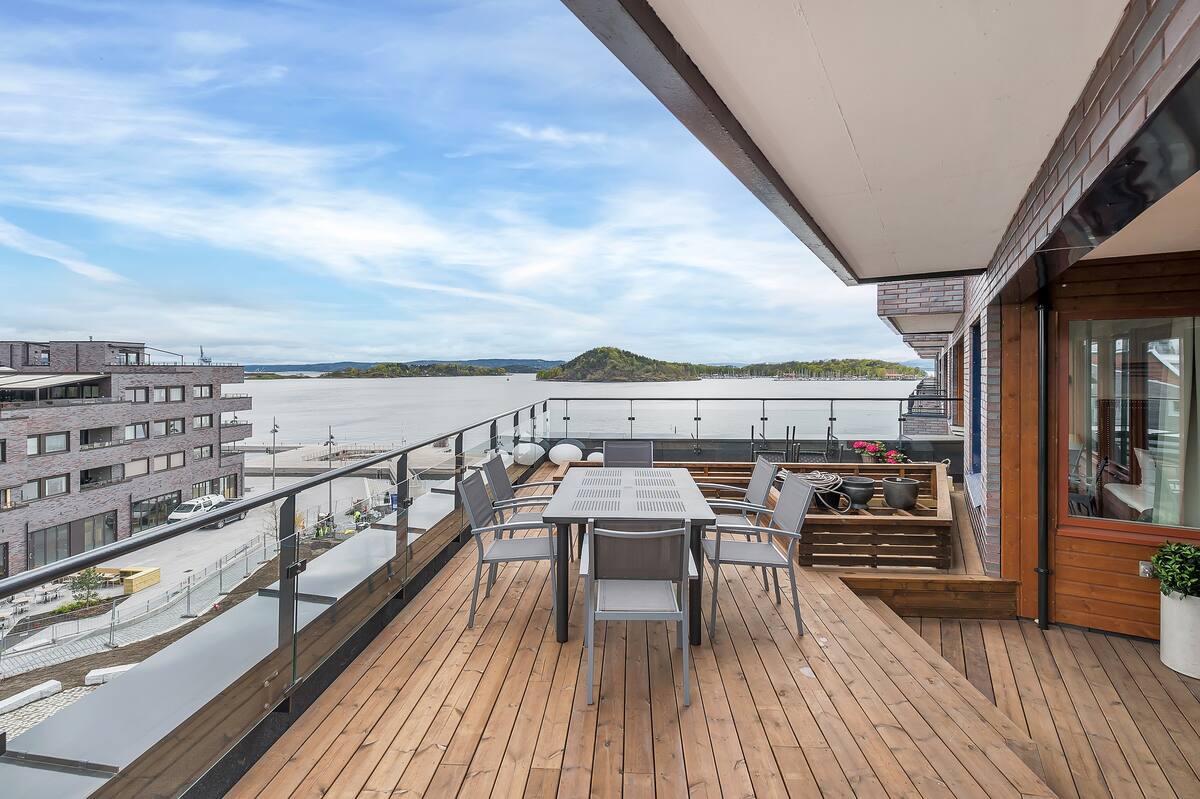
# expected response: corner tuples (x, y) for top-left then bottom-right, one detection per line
(193, 384), (213, 399)
(1057, 308), (1200, 544)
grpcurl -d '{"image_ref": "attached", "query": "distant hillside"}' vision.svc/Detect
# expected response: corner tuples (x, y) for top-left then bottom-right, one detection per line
(245, 372), (311, 380)
(537, 347), (926, 382)
(246, 358), (562, 374)
(322, 362), (507, 378)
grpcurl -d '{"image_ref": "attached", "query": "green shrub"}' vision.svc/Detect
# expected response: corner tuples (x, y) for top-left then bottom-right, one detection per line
(1152, 541), (1200, 598)
(52, 598), (106, 615)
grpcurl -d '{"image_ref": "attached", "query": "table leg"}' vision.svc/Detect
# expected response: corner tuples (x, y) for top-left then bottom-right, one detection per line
(556, 522), (570, 642)
(690, 522), (703, 646)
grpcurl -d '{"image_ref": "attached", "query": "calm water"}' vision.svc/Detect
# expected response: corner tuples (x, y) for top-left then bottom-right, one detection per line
(239, 374), (921, 447)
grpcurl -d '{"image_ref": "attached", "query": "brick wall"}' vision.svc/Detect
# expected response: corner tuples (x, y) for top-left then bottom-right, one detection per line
(876, 277), (966, 318)
(0, 364), (247, 576)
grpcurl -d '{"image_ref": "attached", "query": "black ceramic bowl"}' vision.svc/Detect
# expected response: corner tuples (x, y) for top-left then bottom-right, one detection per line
(840, 476), (876, 509)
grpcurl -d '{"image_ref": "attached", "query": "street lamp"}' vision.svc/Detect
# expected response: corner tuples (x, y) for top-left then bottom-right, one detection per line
(270, 418), (280, 491)
(326, 426), (336, 517)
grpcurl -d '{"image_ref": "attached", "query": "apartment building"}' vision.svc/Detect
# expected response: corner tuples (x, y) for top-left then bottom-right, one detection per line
(0, 340), (251, 577)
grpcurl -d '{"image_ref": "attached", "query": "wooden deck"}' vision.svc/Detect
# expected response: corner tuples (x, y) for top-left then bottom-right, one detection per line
(892, 607), (1200, 799)
(230, 464), (1058, 799)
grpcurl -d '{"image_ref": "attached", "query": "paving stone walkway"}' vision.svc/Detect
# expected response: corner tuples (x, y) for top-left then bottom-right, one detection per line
(0, 686), (96, 739)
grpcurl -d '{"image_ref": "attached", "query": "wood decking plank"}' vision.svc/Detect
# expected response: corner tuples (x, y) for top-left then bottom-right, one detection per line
(960, 620), (995, 704)
(648, 622), (692, 799)
(590, 620), (626, 799)
(979, 621), (1026, 736)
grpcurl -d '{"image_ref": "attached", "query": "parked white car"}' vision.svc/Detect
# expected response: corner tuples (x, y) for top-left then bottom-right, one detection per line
(167, 494), (246, 528)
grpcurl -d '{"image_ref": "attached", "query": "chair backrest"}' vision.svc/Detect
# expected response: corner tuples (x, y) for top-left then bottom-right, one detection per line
(589, 519), (690, 583)
(481, 455), (515, 504)
(771, 474), (816, 533)
(458, 470), (497, 530)
(745, 456), (779, 506)
(603, 440), (654, 468)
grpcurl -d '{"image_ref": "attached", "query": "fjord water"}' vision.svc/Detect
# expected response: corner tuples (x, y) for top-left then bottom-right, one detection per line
(240, 374), (921, 446)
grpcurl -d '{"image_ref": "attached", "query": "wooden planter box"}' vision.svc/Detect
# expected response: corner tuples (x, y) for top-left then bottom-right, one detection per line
(554, 460), (954, 570)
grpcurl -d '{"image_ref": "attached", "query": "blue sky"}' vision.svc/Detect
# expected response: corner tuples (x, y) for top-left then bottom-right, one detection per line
(0, 0), (907, 364)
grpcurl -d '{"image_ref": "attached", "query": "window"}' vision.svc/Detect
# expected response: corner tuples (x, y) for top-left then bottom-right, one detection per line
(27, 432), (69, 455)
(152, 452), (184, 472)
(82, 511), (117, 551)
(0, 439), (5, 462)
(0, 542), (7, 578)
(195, 474), (239, 500)
(193, 384), (213, 398)
(193, 414), (213, 429)
(126, 458), (149, 477)
(168, 386), (184, 402)
(193, 444), (213, 460)
(27, 523), (70, 568)
(0, 487), (14, 509)
(125, 387), (149, 403)
(153, 418), (184, 437)
(970, 321), (982, 474)
(1066, 316), (1200, 531)
(152, 387), (167, 403)
(20, 474), (68, 500)
(125, 422), (149, 441)
(132, 491), (181, 533)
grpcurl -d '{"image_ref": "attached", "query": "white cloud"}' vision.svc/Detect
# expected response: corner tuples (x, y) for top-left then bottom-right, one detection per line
(0, 217), (125, 283)
(173, 30), (246, 57)
(499, 122), (609, 148)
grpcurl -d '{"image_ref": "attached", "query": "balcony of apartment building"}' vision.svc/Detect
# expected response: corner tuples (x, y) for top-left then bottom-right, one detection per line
(219, 416), (253, 443)
(77, 425), (129, 453)
(79, 463), (127, 492)
(217, 391), (254, 413)
(1, 393), (1194, 799)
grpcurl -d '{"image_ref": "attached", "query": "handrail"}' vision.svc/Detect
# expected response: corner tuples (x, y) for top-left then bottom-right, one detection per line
(0, 399), (545, 600)
(544, 395), (962, 401)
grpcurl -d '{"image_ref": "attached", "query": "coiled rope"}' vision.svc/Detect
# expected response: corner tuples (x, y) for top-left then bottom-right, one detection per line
(777, 468), (851, 514)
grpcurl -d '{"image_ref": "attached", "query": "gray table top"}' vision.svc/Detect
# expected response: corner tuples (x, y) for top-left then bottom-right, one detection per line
(541, 467), (717, 525)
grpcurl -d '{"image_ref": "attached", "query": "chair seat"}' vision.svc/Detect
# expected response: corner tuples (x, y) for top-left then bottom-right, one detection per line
(701, 538), (789, 568)
(596, 579), (680, 613)
(711, 512), (750, 528)
(483, 535), (554, 563)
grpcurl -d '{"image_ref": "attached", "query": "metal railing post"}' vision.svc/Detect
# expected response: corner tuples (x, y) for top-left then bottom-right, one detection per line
(512, 411), (521, 444)
(490, 419), (499, 452)
(218, 555), (225, 594)
(107, 599), (117, 647)
(760, 400), (768, 438)
(183, 574), (194, 618)
(397, 451), (410, 586)
(897, 399), (906, 443)
(453, 433), (464, 510)
(694, 400), (701, 441)
(562, 400), (570, 439)
(277, 494), (298, 651)
(628, 399), (635, 438)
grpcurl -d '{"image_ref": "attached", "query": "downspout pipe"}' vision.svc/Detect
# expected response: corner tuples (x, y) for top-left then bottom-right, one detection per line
(1036, 298), (1051, 629)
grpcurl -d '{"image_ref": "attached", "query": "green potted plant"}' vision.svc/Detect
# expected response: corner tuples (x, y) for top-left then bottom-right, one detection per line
(1152, 541), (1200, 678)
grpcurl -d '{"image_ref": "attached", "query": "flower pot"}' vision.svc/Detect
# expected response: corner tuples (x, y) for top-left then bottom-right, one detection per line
(839, 476), (876, 509)
(1161, 591), (1200, 678)
(882, 477), (920, 510)
(858, 452), (880, 463)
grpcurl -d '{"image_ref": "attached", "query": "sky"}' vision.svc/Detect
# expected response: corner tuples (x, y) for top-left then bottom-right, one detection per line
(0, 0), (913, 365)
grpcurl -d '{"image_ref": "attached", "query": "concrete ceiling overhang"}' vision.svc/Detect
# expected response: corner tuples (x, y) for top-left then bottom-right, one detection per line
(889, 313), (963, 336)
(564, 0), (1127, 284)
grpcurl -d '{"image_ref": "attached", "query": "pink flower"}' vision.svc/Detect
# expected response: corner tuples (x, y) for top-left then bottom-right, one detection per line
(865, 443), (880, 453)
(852, 440), (866, 449)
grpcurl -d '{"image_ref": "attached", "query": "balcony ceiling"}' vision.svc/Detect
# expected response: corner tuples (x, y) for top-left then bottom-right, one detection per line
(630, 0), (1127, 283)
(1080, 168), (1200, 261)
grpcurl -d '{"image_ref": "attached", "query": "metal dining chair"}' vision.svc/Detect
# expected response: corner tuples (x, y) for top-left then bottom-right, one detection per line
(695, 456), (778, 590)
(702, 473), (815, 638)
(602, 440), (654, 468)
(458, 470), (556, 629)
(481, 454), (558, 525)
(580, 518), (695, 705)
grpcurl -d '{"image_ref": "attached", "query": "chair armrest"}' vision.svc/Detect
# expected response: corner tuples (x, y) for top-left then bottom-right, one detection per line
(694, 482), (746, 494)
(472, 520), (552, 536)
(494, 497), (551, 508)
(579, 534), (590, 577)
(514, 480), (560, 490)
(688, 552), (698, 581)
(707, 500), (772, 514)
(717, 522), (801, 540)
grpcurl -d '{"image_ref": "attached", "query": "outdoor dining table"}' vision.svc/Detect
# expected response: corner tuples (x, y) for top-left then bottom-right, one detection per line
(541, 467), (717, 645)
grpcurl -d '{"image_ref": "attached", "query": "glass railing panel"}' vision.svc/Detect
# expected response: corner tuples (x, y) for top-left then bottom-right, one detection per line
(630, 399), (694, 441)
(0, 520), (291, 798)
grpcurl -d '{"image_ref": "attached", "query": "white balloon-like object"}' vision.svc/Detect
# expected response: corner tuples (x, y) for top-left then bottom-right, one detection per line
(548, 442), (584, 466)
(586, 451), (604, 463)
(513, 442), (545, 466)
